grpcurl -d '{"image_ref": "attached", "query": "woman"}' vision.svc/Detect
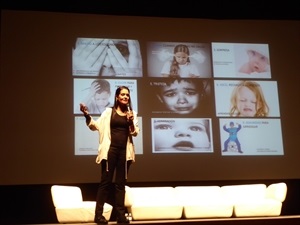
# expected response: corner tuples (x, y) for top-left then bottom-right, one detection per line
(80, 86), (139, 224)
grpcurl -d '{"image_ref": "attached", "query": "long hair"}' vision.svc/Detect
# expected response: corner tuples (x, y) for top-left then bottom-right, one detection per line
(113, 86), (133, 110)
(230, 80), (269, 117)
(169, 44), (191, 78)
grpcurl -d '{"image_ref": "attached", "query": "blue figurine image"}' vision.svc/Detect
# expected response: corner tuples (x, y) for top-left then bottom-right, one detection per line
(222, 122), (243, 153)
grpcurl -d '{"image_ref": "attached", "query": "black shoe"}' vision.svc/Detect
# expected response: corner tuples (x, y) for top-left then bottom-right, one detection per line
(117, 218), (130, 224)
(238, 150), (243, 153)
(94, 215), (108, 224)
(222, 149), (227, 152)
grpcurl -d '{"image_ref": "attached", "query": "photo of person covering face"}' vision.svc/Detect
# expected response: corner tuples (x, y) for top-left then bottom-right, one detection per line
(152, 118), (213, 153)
(147, 41), (212, 78)
(150, 78), (211, 116)
(72, 38), (143, 77)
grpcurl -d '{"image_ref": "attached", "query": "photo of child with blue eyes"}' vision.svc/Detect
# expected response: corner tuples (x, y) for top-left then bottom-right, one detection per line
(152, 118), (212, 153)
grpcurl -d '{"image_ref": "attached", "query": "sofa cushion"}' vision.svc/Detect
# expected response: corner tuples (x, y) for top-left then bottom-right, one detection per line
(125, 186), (183, 220)
(221, 184), (267, 204)
(175, 186), (233, 218)
(234, 199), (283, 217)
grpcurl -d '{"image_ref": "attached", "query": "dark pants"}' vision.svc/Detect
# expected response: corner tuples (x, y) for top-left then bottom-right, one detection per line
(95, 146), (131, 220)
(224, 138), (241, 152)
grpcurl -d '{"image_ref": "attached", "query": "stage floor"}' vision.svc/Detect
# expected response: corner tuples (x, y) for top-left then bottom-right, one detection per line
(28, 215), (300, 225)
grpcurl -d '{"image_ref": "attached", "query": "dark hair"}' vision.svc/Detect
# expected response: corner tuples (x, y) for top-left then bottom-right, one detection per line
(169, 44), (191, 78)
(160, 78), (205, 97)
(113, 86), (132, 109)
(153, 78), (211, 115)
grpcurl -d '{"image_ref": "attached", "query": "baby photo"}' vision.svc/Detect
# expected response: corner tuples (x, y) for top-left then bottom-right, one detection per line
(212, 42), (271, 79)
(151, 118), (213, 153)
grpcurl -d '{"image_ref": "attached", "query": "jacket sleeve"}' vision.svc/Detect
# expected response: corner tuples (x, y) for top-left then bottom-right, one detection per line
(130, 110), (139, 137)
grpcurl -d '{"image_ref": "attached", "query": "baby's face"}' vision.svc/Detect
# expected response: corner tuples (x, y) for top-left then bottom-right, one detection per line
(174, 52), (189, 65)
(248, 50), (269, 73)
(160, 80), (199, 114)
(153, 119), (210, 152)
(236, 86), (257, 117)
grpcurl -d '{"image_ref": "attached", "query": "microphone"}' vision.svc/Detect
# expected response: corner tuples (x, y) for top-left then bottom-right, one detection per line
(126, 103), (131, 112)
(126, 103), (133, 125)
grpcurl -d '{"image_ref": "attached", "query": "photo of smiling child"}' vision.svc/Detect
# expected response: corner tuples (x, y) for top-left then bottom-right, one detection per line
(151, 118), (213, 153)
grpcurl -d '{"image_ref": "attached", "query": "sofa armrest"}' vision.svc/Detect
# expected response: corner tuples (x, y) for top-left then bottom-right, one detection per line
(266, 182), (287, 202)
(125, 185), (133, 207)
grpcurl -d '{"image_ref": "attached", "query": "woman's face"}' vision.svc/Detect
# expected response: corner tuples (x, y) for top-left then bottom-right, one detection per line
(116, 88), (130, 106)
(236, 86), (257, 117)
(94, 91), (110, 109)
(174, 51), (189, 65)
(153, 119), (210, 152)
(160, 80), (199, 114)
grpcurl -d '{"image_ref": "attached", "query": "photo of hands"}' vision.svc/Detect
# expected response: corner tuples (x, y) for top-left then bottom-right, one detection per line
(72, 38), (143, 77)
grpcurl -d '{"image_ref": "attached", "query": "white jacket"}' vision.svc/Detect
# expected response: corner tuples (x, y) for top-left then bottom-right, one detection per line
(87, 107), (139, 165)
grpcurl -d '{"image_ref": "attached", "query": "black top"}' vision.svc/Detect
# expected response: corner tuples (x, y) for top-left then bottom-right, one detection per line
(110, 109), (130, 148)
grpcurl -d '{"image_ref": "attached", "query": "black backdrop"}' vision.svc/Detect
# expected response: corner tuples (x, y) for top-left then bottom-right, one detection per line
(1, 1), (300, 224)
(1, 3), (300, 185)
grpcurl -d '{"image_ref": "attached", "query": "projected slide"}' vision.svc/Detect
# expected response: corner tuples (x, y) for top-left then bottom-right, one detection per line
(72, 38), (143, 77)
(151, 118), (213, 153)
(219, 118), (284, 156)
(212, 42), (271, 79)
(147, 78), (212, 116)
(75, 116), (143, 155)
(74, 78), (138, 115)
(214, 80), (280, 117)
(147, 41), (212, 78)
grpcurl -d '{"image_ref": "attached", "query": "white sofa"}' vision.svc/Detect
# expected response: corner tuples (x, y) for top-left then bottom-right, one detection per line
(124, 186), (183, 220)
(174, 186), (233, 218)
(51, 185), (113, 223)
(221, 182), (287, 217)
(125, 182), (287, 220)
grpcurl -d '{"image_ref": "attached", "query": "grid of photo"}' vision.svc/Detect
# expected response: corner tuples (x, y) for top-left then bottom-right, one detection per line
(72, 38), (283, 156)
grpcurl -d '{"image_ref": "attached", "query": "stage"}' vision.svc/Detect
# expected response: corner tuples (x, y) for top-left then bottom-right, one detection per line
(27, 215), (300, 225)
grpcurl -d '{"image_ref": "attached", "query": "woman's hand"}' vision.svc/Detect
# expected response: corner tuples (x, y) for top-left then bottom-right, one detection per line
(79, 103), (89, 116)
(126, 110), (134, 125)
